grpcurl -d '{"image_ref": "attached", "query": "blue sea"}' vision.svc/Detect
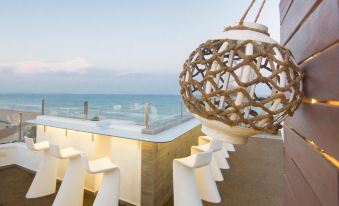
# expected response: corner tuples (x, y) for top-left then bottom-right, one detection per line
(0, 94), (187, 124)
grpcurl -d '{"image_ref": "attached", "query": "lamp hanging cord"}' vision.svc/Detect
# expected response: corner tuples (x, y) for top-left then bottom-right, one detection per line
(254, 0), (266, 22)
(239, 0), (256, 24)
(225, 0), (269, 35)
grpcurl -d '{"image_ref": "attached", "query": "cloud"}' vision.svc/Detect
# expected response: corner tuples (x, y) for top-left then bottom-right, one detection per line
(0, 57), (92, 74)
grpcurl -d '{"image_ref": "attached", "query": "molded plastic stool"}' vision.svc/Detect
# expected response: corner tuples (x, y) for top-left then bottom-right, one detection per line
(224, 142), (236, 152)
(50, 144), (84, 206)
(199, 136), (230, 158)
(198, 136), (230, 169)
(192, 140), (225, 181)
(199, 135), (232, 158)
(81, 153), (120, 206)
(25, 137), (57, 198)
(191, 147), (221, 203)
(173, 151), (212, 206)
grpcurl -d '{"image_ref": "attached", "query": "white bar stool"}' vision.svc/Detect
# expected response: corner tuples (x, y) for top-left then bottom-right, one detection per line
(80, 153), (120, 206)
(224, 142), (236, 152)
(198, 136), (233, 158)
(49, 144), (84, 206)
(191, 147), (221, 203)
(25, 137), (57, 198)
(198, 136), (230, 169)
(192, 140), (225, 181)
(173, 151), (212, 206)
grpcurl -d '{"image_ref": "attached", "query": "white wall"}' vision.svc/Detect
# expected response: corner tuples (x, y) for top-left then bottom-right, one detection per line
(0, 143), (16, 167)
(15, 143), (42, 171)
(0, 143), (42, 170)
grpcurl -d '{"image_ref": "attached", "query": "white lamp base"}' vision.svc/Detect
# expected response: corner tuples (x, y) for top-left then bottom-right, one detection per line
(194, 114), (261, 145)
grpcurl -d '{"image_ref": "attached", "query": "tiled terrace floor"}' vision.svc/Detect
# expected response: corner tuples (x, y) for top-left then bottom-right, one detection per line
(0, 137), (283, 206)
(211, 136), (283, 206)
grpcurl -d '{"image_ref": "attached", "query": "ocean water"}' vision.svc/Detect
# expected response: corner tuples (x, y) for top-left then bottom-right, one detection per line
(0, 94), (187, 124)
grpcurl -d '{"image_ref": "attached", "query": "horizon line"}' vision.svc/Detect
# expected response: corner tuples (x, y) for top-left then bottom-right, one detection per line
(0, 92), (181, 96)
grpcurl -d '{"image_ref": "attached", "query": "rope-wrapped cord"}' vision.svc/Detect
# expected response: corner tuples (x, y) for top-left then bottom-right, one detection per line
(228, 0), (268, 36)
(224, 24), (270, 36)
(239, 0), (256, 24)
(255, 0), (266, 22)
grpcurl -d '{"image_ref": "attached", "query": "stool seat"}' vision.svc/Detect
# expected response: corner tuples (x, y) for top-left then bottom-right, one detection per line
(175, 152), (211, 169)
(193, 140), (222, 153)
(173, 151), (212, 206)
(192, 140), (225, 181)
(198, 136), (228, 155)
(50, 145), (80, 159)
(83, 156), (117, 174)
(191, 149), (221, 203)
(198, 136), (231, 169)
(80, 153), (120, 206)
(200, 135), (235, 153)
(25, 137), (49, 151)
(224, 142), (236, 152)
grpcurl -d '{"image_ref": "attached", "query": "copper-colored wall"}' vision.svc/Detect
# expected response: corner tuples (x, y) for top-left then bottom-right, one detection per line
(280, 0), (339, 206)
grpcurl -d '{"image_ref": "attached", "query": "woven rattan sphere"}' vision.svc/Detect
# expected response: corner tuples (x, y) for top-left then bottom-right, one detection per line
(179, 23), (303, 144)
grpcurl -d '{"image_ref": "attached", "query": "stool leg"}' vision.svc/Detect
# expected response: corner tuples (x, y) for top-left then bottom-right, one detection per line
(53, 156), (84, 206)
(93, 169), (120, 206)
(195, 165), (221, 203)
(26, 150), (57, 198)
(221, 144), (230, 159)
(211, 154), (224, 181)
(173, 161), (202, 206)
(215, 150), (230, 170)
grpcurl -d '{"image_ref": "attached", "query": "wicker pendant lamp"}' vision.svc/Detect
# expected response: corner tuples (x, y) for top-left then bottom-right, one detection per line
(179, 0), (303, 144)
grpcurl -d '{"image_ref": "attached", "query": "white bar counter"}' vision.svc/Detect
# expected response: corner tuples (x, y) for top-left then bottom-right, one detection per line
(26, 115), (202, 206)
(27, 115), (200, 143)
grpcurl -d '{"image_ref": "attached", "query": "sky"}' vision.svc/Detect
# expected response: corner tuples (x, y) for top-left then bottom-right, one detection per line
(0, 0), (280, 94)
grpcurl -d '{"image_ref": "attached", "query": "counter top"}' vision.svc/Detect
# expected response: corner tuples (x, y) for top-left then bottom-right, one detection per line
(26, 115), (201, 143)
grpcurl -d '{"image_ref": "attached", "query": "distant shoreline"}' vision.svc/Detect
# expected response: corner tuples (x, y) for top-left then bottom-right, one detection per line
(0, 108), (39, 122)
(0, 93), (181, 96)
(0, 94), (185, 124)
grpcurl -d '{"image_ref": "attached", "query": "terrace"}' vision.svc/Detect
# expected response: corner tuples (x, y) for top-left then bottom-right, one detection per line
(0, 0), (338, 205)
(0, 135), (282, 206)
